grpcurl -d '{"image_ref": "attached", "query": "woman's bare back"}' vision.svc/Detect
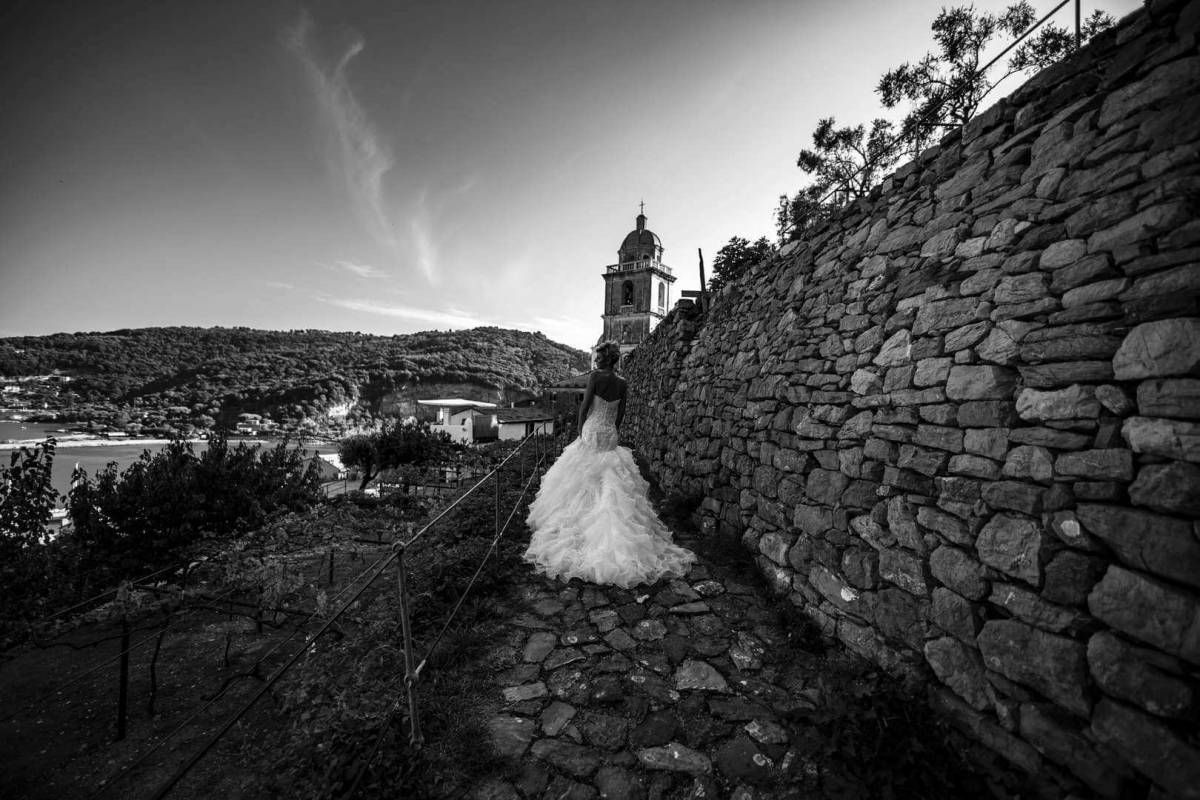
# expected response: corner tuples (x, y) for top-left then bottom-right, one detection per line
(591, 370), (627, 402)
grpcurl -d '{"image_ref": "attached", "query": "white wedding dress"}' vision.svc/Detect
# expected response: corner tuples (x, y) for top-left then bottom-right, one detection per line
(524, 396), (695, 588)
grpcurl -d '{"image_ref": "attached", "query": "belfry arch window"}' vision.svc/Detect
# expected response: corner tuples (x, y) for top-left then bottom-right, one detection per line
(657, 282), (665, 309)
(622, 281), (633, 306)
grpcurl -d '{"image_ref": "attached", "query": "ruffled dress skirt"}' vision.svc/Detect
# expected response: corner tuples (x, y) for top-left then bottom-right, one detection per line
(524, 409), (695, 589)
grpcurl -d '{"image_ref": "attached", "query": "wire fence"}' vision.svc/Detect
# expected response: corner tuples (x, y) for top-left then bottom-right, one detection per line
(22, 430), (566, 800)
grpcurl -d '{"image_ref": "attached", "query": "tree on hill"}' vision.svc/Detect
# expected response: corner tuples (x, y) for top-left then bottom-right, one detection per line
(708, 236), (778, 292)
(339, 421), (454, 491)
(777, 2), (1115, 242)
(877, 1), (1113, 154)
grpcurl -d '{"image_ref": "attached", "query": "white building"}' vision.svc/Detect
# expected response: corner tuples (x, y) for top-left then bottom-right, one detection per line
(417, 398), (499, 444)
(494, 407), (555, 440)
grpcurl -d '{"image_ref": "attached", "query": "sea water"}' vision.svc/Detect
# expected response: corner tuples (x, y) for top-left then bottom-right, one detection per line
(0, 422), (336, 502)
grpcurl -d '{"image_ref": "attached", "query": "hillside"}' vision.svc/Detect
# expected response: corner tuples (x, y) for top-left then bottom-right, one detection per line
(0, 326), (589, 431)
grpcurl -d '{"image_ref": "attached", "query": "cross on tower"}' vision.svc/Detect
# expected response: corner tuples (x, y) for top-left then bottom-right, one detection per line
(639, 200), (645, 215)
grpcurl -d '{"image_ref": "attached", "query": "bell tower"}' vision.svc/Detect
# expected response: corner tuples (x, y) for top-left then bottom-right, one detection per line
(600, 205), (675, 357)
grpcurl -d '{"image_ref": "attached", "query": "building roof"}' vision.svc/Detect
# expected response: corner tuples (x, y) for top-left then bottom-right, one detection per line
(416, 398), (498, 408)
(494, 407), (555, 423)
(547, 371), (593, 391)
(618, 212), (663, 263)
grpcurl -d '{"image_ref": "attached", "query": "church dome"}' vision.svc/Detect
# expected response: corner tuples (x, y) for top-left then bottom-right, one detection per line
(618, 212), (663, 263)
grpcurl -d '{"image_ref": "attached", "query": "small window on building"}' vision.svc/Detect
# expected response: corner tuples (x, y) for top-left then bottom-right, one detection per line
(622, 280), (633, 305)
(658, 282), (665, 308)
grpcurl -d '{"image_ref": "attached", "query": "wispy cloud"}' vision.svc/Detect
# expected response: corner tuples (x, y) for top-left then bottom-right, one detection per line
(264, 280), (296, 290)
(321, 259), (387, 279)
(288, 14), (430, 278)
(321, 297), (486, 328)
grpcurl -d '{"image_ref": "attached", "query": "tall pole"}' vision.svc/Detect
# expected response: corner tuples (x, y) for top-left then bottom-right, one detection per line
(1074, 0), (1080, 48)
(697, 248), (709, 312)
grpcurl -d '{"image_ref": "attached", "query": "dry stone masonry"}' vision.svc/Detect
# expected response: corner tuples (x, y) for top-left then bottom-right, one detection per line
(621, 1), (1200, 796)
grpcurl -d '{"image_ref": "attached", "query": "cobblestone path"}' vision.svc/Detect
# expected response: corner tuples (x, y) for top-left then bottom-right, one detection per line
(466, 524), (1028, 800)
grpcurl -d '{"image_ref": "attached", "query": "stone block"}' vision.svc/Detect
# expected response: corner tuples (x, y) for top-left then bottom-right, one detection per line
(851, 513), (894, 550)
(1094, 384), (1134, 416)
(879, 548), (928, 596)
(1088, 631), (1195, 720)
(1112, 318), (1200, 380)
(918, 504), (972, 545)
(1088, 566), (1200, 664)
(1001, 445), (1054, 483)
(1053, 449), (1133, 481)
(929, 688), (1042, 774)
(914, 357), (952, 386)
(1129, 460), (1200, 516)
(1019, 326), (1123, 364)
(1038, 239), (1088, 269)
(1137, 378), (1200, 419)
(806, 469), (850, 505)
(1061, 277), (1130, 309)
(959, 268), (1002, 295)
(885, 494), (925, 552)
(945, 321), (990, 351)
(1046, 510), (1105, 552)
(930, 545), (990, 600)
(1019, 360), (1114, 388)
(896, 444), (947, 477)
(994, 272), (1049, 304)
(1088, 199), (1194, 253)
(913, 423), (964, 452)
(757, 531), (794, 566)
(841, 547), (880, 589)
(1098, 54), (1200, 126)
(981, 480), (1043, 515)
(872, 329), (912, 367)
(874, 586), (929, 649)
(925, 636), (990, 709)
(1121, 415), (1200, 463)
(850, 368), (882, 395)
(1016, 385), (1101, 421)
(976, 513), (1050, 586)
(948, 454), (1001, 479)
(1049, 253), (1117, 293)
(931, 586), (980, 642)
(914, 297), (989, 336)
(809, 564), (868, 618)
(1019, 703), (1134, 799)
(1009, 426), (1092, 449)
(1042, 550), (1107, 606)
(975, 328), (1019, 364)
(1076, 503), (1200, 590)
(946, 365), (1017, 400)
(934, 476), (987, 519)
(977, 620), (1089, 716)
(792, 503), (832, 535)
(1091, 699), (1200, 800)
(919, 403), (958, 425)
(963, 427), (1009, 460)
(957, 400), (1018, 427)
(987, 582), (1090, 635)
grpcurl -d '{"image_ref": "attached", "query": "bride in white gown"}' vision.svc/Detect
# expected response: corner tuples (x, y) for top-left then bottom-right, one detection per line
(524, 341), (695, 588)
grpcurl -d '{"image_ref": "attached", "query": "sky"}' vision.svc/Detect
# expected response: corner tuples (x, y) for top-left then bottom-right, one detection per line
(0, 0), (1141, 352)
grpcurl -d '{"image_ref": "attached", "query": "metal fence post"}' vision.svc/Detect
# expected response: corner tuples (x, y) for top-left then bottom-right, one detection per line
(395, 546), (423, 745)
(494, 464), (501, 539)
(116, 615), (130, 741)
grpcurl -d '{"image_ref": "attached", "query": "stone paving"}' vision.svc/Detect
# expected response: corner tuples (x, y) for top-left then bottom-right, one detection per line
(476, 551), (822, 800)
(463, 522), (1012, 800)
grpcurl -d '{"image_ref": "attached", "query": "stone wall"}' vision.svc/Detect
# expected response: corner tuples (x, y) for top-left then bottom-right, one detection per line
(621, 1), (1200, 796)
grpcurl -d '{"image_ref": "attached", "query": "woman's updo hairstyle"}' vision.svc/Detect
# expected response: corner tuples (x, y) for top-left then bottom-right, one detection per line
(595, 341), (621, 370)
